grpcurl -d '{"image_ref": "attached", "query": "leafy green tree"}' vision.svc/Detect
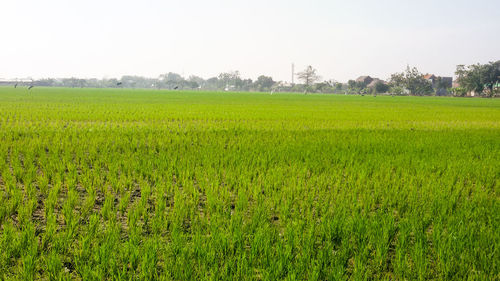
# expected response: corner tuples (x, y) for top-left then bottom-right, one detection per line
(347, 79), (368, 94)
(120, 75), (156, 89)
(313, 82), (332, 93)
(356, 81), (368, 89)
(389, 66), (433, 96)
(241, 79), (253, 91)
(188, 75), (205, 87)
(451, 87), (467, 97)
(218, 71), (242, 90)
(335, 83), (343, 92)
(455, 61), (500, 97)
(254, 75), (275, 91)
(347, 80), (357, 94)
(205, 77), (219, 90)
(390, 85), (406, 96)
(159, 72), (185, 89)
(374, 81), (390, 93)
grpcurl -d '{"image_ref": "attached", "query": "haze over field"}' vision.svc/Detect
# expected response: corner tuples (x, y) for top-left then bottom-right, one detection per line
(1, 0), (499, 82)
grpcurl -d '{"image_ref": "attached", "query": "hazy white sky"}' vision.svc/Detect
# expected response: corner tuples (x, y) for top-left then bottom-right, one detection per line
(1, 0), (499, 82)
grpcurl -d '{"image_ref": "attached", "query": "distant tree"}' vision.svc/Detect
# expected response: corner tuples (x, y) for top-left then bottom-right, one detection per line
(374, 81), (390, 94)
(218, 71), (241, 90)
(188, 75), (204, 89)
(86, 78), (101, 88)
(20, 72), (289, 92)
(335, 82), (343, 92)
(450, 87), (467, 97)
(121, 75), (156, 88)
(390, 85), (407, 96)
(62, 77), (88, 88)
(35, 78), (56, 87)
(233, 76), (245, 90)
(205, 77), (219, 90)
(297, 65), (321, 94)
(389, 66), (433, 96)
(188, 75), (204, 85)
(254, 75), (275, 91)
(103, 78), (119, 88)
(324, 79), (336, 87)
(355, 80), (369, 89)
(347, 79), (369, 94)
(187, 81), (199, 89)
(159, 72), (185, 89)
(312, 82), (330, 93)
(321, 79), (338, 93)
(76, 79), (88, 88)
(483, 61), (500, 96)
(167, 72), (183, 82)
(347, 80), (357, 94)
(455, 61), (500, 97)
(241, 79), (253, 91)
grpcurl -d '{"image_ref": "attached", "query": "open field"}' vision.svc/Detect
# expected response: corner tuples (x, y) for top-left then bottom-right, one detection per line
(0, 87), (499, 280)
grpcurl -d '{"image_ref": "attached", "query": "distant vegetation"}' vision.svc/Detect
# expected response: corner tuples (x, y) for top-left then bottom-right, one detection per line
(453, 61), (500, 97)
(2, 61), (499, 97)
(0, 88), (499, 280)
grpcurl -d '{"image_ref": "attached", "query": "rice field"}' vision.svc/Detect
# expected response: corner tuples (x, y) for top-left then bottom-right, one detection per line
(0, 87), (499, 280)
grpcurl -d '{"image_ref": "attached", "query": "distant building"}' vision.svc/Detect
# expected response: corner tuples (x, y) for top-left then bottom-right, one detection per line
(467, 91), (479, 97)
(367, 78), (387, 88)
(424, 74), (452, 88)
(424, 74), (453, 96)
(279, 81), (293, 87)
(355, 76), (374, 85)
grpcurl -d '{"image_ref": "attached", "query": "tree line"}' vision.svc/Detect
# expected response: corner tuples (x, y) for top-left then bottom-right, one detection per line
(29, 72), (276, 92)
(453, 61), (500, 97)
(21, 61), (500, 97)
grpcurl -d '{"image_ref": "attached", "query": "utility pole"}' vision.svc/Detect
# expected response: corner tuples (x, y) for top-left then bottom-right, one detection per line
(291, 63), (295, 85)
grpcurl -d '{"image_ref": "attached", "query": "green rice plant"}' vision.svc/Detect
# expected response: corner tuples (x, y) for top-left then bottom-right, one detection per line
(0, 87), (498, 280)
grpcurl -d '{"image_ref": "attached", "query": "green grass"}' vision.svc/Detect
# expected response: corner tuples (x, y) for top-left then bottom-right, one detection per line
(0, 87), (499, 280)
